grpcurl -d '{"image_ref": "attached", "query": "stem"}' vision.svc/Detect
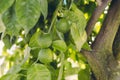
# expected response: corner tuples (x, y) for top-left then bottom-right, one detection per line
(57, 52), (65, 80)
(56, 30), (64, 40)
(48, 0), (63, 33)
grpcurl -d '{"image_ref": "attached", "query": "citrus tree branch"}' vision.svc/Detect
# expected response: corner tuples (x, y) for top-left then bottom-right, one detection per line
(92, 0), (120, 51)
(85, 0), (112, 37)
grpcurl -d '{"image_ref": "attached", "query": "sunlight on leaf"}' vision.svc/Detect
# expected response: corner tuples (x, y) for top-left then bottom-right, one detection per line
(15, 0), (41, 35)
(2, 7), (22, 36)
(27, 64), (51, 80)
(0, 15), (5, 33)
(0, 0), (15, 14)
(0, 74), (20, 80)
(70, 23), (87, 51)
(40, 0), (48, 19)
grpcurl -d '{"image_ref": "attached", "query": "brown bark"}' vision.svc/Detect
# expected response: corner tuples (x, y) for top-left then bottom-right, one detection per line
(113, 26), (120, 61)
(86, 0), (112, 37)
(92, 0), (120, 51)
(82, 0), (120, 80)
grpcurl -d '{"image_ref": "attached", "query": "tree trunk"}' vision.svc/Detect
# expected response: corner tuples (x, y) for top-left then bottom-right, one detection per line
(113, 26), (120, 61)
(86, 0), (112, 37)
(82, 0), (120, 80)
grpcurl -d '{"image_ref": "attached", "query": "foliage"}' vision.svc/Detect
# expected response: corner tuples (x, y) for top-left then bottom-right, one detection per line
(0, 0), (99, 80)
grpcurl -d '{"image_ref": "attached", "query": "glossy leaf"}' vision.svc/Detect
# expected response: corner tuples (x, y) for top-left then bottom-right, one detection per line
(71, 4), (86, 32)
(29, 32), (52, 49)
(52, 40), (67, 52)
(64, 4), (87, 51)
(30, 48), (40, 58)
(64, 4), (86, 33)
(40, 0), (48, 19)
(0, 15), (5, 33)
(2, 7), (22, 36)
(70, 23), (87, 51)
(0, 74), (20, 80)
(47, 66), (59, 80)
(29, 31), (42, 49)
(0, 0), (15, 14)
(15, 0), (41, 34)
(27, 64), (51, 80)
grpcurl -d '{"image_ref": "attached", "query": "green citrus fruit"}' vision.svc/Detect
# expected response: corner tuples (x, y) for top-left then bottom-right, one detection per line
(29, 32), (52, 49)
(38, 33), (52, 48)
(56, 19), (70, 33)
(38, 48), (53, 64)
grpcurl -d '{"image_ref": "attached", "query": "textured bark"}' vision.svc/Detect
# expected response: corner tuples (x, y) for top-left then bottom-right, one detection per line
(86, 0), (112, 37)
(113, 26), (120, 61)
(82, 0), (120, 80)
(92, 0), (120, 51)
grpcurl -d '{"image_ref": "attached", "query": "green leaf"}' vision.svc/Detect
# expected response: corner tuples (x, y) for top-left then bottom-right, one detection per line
(0, 0), (15, 14)
(78, 66), (91, 80)
(78, 70), (91, 80)
(72, 4), (86, 30)
(29, 31), (42, 49)
(27, 64), (51, 80)
(29, 31), (52, 49)
(30, 48), (40, 58)
(15, 0), (41, 34)
(70, 23), (87, 51)
(64, 4), (86, 33)
(47, 66), (59, 80)
(82, 42), (91, 50)
(2, 7), (22, 36)
(7, 65), (21, 74)
(52, 40), (67, 52)
(2, 35), (13, 49)
(66, 4), (87, 51)
(0, 15), (5, 33)
(0, 74), (20, 80)
(40, 0), (48, 19)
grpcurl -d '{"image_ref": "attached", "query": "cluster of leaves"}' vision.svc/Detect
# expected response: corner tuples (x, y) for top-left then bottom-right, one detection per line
(0, 0), (96, 80)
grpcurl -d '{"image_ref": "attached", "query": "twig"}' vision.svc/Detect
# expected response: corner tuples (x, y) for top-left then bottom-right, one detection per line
(57, 52), (65, 80)
(48, 0), (63, 33)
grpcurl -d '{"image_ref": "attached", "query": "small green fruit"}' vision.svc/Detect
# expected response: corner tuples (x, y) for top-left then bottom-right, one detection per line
(56, 19), (70, 33)
(38, 48), (53, 64)
(38, 33), (52, 48)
